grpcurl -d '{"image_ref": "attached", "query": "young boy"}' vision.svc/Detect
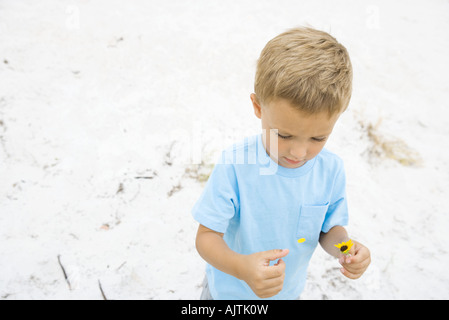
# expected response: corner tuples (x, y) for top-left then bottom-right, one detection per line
(192, 27), (371, 300)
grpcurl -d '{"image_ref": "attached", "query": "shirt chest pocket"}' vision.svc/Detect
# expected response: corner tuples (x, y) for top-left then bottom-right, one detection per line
(296, 203), (329, 244)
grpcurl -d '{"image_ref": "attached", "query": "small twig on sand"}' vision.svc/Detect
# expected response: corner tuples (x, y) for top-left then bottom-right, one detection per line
(167, 182), (182, 197)
(116, 261), (127, 271)
(98, 280), (107, 300)
(57, 255), (72, 290)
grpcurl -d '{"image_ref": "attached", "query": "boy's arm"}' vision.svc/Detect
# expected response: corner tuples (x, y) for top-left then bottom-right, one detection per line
(319, 225), (349, 258)
(195, 224), (289, 298)
(195, 224), (243, 279)
(319, 226), (371, 279)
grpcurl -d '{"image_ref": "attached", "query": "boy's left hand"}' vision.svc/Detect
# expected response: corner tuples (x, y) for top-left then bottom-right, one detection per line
(339, 240), (371, 279)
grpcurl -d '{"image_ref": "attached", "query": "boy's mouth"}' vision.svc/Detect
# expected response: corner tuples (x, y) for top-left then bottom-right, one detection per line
(284, 157), (306, 166)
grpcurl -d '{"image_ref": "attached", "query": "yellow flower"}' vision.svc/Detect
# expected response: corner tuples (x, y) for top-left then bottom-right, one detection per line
(334, 239), (353, 255)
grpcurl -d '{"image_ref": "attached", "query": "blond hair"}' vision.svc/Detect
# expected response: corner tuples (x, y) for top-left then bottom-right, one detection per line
(254, 27), (353, 116)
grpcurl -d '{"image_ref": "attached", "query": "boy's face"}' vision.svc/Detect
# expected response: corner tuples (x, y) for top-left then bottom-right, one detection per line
(251, 94), (341, 169)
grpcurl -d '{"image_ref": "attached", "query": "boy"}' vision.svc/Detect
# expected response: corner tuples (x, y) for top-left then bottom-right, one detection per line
(192, 27), (371, 300)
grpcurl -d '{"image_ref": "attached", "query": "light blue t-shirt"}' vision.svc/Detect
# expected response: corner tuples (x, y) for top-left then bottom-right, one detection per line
(192, 134), (348, 300)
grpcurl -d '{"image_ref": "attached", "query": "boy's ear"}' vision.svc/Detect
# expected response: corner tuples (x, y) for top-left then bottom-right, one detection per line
(250, 93), (262, 119)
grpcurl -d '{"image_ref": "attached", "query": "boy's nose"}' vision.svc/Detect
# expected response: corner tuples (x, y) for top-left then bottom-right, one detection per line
(289, 144), (307, 160)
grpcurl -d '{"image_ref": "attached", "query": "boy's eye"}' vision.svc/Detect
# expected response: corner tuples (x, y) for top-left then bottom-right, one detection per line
(277, 133), (291, 140)
(276, 133), (327, 142)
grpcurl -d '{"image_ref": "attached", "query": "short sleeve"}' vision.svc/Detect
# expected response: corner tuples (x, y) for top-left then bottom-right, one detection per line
(191, 151), (239, 234)
(321, 159), (349, 233)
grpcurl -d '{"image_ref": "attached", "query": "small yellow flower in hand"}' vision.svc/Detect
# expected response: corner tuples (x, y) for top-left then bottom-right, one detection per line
(334, 239), (353, 255)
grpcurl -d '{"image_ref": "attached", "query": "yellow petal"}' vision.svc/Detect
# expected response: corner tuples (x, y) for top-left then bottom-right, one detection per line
(297, 238), (306, 243)
(334, 239), (354, 253)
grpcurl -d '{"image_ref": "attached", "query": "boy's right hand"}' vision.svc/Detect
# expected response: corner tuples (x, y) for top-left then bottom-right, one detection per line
(238, 249), (289, 299)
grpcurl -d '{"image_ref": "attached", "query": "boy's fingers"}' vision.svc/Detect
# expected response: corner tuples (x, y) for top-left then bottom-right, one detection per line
(352, 242), (370, 260)
(274, 258), (284, 266)
(263, 272), (285, 287)
(266, 259), (286, 279)
(340, 255), (370, 270)
(340, 267), (362, 280)
(256, 283), (284, 299)
(340, 245), (370, 264)
(342, 263), (367, 275)
(336, 241), (370, 280)
(339, 254), (371, 277)
(340, 254), (354, 265)
(262, 249), (289, 262)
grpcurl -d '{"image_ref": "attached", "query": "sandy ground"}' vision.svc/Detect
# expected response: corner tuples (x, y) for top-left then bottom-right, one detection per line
(1, 0), (449, 299)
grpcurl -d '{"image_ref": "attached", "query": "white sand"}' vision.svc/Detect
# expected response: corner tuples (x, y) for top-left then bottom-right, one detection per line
(1, 0), (448, 299)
